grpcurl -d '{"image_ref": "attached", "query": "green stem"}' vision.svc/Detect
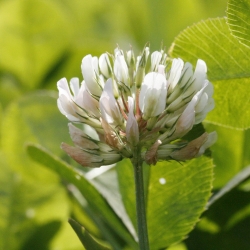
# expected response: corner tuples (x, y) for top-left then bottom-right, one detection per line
(132, 145), (149, 250)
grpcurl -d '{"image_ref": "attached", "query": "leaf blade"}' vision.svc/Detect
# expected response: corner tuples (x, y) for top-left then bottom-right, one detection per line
(26, 144), (137, 249)
(227, 0), (250, 48)
(169, 18), (250, 129)
(147, 157), (214, 249)
(68, 219), (112, 250)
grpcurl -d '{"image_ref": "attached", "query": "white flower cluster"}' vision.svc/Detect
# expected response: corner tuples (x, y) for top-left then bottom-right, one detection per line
(57, 46), (216, 167)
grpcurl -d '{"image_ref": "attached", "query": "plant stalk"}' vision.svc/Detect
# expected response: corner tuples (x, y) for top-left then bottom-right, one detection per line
(132, 145), (149, 250)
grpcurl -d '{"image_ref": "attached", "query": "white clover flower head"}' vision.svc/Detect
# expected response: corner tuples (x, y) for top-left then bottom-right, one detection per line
(57, 45), (216, 167)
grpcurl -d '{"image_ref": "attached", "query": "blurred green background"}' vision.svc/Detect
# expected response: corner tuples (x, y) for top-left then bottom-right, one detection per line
(3, 0), (247, 250)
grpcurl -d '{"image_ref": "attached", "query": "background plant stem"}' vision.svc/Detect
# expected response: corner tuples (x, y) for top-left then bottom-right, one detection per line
(132, 146), (149, 250)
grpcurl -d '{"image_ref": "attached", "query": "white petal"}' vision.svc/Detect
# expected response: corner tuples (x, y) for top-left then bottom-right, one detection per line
(157, 64), (165, 75)
(151, 51), (162, 71)
(192, 59), (207, 91)
(195, 92), (208, 113)
(57, 78), (71, 97)
(175, 99), (196, 137)
(168, 58), (184, 91)
(179, 62), (193, 88)
(114, 54), (129, 86)
(99, 53), (111, 78)
(69, 78), (80, 97)
(99, 79), (122, 125)
(81, 55), (101, 96)
(77, 81), (100, 117)
(139, 72), (167, 119)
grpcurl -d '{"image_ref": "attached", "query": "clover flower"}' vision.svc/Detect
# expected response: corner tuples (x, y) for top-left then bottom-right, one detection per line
(57, 46), (216, 167)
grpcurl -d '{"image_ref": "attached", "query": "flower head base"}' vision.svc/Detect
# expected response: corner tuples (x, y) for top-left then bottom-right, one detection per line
(57, 45), (216, 167)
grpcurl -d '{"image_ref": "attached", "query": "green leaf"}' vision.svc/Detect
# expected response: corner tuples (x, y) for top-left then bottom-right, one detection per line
(0, 0), (71, 89)
(0, 151), (71, 250)
(0, 91), (84, 250)
(68, 219), (112, 250)
(2, 91), (71, 169)
(116, 156), (213, 249)
(26, 144), (137, 249)
(20, 221), (61, 250)
(116, 159), (137, 230)
(227, 0), (250, 48)
(86, 166), (138, 241)
(147, 157), (213, 249)
(169, 18), (250, 129)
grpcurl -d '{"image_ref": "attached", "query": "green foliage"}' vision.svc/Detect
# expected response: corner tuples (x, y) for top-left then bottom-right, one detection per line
(69, 219), (112, 250)
(1, 0), (250, 249)
(26, 143), (137, 250)
(0, 92), (82, 250)
(0, 0), (71, 89)
(27, 143), (214, 249)
(169, 18), (250, 129)
(227, 0), (250, 48)
(147, 158), (213, 249)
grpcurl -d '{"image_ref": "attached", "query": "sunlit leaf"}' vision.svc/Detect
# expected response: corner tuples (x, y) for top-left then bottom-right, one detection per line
(0, 0), (71, 89)
(116, 157), (214, 249)
(0, 152), (70, 250)
(2, 91), (71, 172)
(27, 144), (137, 249)
(227, 0), (250, 48)
(169, 18), (250, 129)
(0, 91), (83, 249)
(87, 166), (138, 241)
(147, 157), (213, 249)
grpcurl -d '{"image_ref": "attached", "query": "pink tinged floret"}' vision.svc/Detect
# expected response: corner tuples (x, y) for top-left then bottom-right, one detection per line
(61, 142), (103, 168)
(197, 131), (217, 157)
(126, 97), (139, 145)
(139, 72), (167, 120)
(100, 118), (123, 150)
(170, 132), (209, 161)
(145, 140), (162, 165)
(68, 123), (99, 150)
